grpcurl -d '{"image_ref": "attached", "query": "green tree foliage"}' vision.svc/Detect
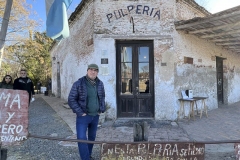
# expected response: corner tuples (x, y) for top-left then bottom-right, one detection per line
(5, 32), (54, 86)
(0, 0), (40, 80)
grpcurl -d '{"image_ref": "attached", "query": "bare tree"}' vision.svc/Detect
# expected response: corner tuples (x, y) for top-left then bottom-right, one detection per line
(4, 32), (54, 84)
(0, 0), (40, 78)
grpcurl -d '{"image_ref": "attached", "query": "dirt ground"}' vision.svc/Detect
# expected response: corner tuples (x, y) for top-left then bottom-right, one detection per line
(204, 143), (236, 160)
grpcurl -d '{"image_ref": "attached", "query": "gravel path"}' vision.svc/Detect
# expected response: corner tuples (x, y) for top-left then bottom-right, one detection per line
(5, 96), (100, 160)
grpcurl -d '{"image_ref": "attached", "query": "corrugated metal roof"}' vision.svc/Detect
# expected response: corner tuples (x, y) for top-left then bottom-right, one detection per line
(175, 5), (240, 54)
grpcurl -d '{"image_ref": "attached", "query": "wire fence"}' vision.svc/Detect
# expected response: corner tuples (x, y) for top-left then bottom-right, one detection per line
(2, 134), (240, 160)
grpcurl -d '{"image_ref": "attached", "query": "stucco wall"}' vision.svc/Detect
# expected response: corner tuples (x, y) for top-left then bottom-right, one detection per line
(94, 0), (164, 35)
(174, 1), (240, 107)
(93, 0), (178, 120)
(223, 54), (240, 104)
(50, 0), (240, 121)
(174, 30), (240, 113)
(93, 36), (117, 119)
(51, 1), (95, 100)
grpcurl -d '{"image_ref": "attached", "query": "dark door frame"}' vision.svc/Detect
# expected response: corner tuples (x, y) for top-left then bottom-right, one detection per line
(116, 40), (155, 118)
(216, 56), (226, 105)
(57, 62), (61, 98)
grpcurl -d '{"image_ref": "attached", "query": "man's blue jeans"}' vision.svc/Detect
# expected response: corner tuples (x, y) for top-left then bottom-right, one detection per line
(76, 115), (99, 160)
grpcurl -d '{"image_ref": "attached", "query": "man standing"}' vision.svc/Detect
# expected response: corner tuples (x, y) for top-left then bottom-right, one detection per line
(13, 69), (35, 103)
(36, 81), (42, 94)
(68, 64), (106, 160)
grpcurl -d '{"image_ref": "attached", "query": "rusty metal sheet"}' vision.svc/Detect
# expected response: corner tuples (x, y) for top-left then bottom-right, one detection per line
(0, 89), (29, 146)
(101, 142), (205, 160)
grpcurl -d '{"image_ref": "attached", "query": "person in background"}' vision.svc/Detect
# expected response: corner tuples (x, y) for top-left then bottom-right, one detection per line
(68, 64), (106, 160)
(0, 75), (13, 89)
(13, 69), (35, 103)
(36, 81), (42, 94)
(48, 78), (52, 91)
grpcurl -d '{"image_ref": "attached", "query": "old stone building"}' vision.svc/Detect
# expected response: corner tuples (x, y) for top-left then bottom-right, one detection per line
(50, 0), (240, 120)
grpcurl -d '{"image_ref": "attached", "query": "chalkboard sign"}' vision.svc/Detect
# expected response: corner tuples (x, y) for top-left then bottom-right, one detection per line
(0, 89), (29, 146)
(101, 142), (205, 159)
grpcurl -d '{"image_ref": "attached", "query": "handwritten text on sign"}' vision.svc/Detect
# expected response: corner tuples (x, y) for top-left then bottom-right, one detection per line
(0, 89), (29, 146)
(101, 143), (205, 160)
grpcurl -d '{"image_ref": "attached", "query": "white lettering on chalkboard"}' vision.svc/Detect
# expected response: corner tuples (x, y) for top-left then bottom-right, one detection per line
(6, 112), (15, 123)
(0, 89), (28, 145)
(0, 92), (21, 109)
(0, 124), (23, 134)
(101, 143), (205, 159)
(1, 135), (27, 142)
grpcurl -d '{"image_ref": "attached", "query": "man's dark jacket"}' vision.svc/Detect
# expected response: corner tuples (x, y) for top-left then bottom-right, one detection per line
(13, 77), (35, 97)
(68, 76), (106, 117)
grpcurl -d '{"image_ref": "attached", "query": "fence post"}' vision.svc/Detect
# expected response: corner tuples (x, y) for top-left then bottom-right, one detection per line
(142, 121), (148, 141)
(0, 143), (7, 160)
(1, 148), (7, 160)
(133, 123), (143, 141)
(235, 143), (240, 160)
(133, 121), (148, 142)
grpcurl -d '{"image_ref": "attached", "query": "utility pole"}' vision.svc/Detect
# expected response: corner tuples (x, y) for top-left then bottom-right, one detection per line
(0, 0), (13, 69)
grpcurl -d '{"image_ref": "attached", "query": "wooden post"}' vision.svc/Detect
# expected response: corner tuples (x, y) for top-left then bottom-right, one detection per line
(142, 121), (149, 141)
(133, 123), (142, 142)
(1, 148), (7, 160)
(133, 121), (148, 142)
(235, 143), (240, 160)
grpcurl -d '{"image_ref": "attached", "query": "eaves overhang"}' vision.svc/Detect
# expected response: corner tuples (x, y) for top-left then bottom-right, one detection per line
(175, 5), (240, 54)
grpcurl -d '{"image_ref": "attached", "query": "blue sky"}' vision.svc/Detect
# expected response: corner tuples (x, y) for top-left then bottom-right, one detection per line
(195, 0), (240, 13)
(26, 0), (240, 32)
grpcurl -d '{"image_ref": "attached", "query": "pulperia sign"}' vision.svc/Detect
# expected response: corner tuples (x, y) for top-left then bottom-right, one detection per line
(101, 142), (205, 160)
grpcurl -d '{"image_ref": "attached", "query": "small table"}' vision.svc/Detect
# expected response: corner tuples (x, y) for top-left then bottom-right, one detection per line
(178, 98), (197, 120)
(178, 97), (208, 120)
(193, 97), (208, 119)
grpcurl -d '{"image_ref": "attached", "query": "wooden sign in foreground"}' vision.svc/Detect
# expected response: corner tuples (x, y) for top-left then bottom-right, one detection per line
(0, 89), (29, 146)
(235, 143), (240, 160)
(101, 142), (205, 160)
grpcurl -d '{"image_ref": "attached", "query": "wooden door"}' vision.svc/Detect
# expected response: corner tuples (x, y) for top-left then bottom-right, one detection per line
(216, 57), (224, 104)
(116, 41), (154, 118)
